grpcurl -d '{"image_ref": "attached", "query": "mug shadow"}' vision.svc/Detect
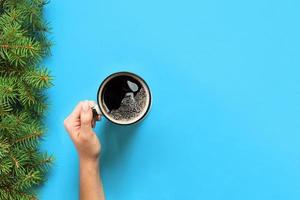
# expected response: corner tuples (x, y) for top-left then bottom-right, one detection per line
(96, 120), (140, 169)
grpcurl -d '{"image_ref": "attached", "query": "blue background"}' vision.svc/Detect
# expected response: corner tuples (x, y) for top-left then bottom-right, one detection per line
(40, 0), (300, 199)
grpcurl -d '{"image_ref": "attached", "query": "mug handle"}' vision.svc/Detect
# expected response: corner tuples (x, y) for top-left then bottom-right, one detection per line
(91, 104), (102, 121)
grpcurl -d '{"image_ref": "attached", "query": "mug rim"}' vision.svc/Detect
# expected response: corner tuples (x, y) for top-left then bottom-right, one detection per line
(96, 71), (152, 126)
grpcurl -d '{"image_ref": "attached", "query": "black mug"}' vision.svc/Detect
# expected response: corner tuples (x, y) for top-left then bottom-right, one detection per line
(93, 72), (152, 125)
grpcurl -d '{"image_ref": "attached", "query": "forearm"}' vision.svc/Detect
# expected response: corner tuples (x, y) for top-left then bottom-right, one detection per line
(79, 159), (105, 200)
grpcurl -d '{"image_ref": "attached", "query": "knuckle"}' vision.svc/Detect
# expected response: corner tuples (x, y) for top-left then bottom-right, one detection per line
(63, 120), (71, 131)
(63, 119), (68, 127)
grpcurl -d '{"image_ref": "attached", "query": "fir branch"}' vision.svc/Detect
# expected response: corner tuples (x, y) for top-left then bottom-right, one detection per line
(0, 157), (13, 175)
(0, 8), (25, 27)
(12, 125), (43, 149)
(0, 77), (18, 104)
(0, 0), (52, 198)
(13, 169), (42, 190)
(13, 130), (42, 145)
(0, 43), (37, 50)
(0, 65), (27, 77)
(0, 101), (12, 116)
(0, 112), (31, 133)
(23, 66), (53, 89)
(18, 82), (40, 106)
(0, 188), (37, 200)
(26, 152), (53, 173)
(0, 37), (42, 67)
(0, 136), (10, 159)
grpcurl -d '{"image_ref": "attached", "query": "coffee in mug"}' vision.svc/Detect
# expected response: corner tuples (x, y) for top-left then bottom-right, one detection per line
(94, 72), (151, 125)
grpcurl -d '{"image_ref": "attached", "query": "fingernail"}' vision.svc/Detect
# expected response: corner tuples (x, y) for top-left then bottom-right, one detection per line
(83, 102), (89, 112)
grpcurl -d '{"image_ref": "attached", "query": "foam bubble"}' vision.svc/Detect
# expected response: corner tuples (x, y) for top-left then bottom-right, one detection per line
(109, 87), (147, 122)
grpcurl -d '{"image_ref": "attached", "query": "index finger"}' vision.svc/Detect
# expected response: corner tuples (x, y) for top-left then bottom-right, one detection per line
(70, 101), (84, 119)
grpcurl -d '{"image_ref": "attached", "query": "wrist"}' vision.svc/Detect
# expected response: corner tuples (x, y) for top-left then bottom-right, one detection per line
(79, 157), (100, 167)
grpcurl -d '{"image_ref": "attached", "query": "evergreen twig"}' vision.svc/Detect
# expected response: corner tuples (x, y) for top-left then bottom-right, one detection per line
(0, 0), (52, 199)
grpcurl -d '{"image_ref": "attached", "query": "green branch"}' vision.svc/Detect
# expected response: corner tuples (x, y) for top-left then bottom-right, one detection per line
(0, 0), (53, 198)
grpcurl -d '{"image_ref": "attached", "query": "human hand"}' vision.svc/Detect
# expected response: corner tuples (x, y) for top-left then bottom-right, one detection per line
(64, 101), (101, 163)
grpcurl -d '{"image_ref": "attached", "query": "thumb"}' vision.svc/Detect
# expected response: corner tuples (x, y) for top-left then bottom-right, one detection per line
(80, 101), (93, 132)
